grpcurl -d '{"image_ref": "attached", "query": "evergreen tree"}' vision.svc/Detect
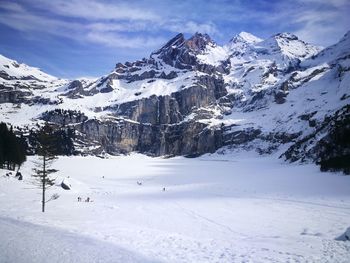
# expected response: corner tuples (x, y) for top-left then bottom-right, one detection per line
(0, 122), (26, 171)
(32, 123), (59, 212)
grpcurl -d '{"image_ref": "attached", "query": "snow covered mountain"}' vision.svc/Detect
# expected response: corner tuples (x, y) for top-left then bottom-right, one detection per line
(0, 54), (57, 82)
(0, 54), (69, 108)
(0, 30), (349, 172)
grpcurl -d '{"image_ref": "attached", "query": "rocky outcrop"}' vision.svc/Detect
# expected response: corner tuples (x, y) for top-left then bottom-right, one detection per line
(0, 85), (59, 105)
(42, 71), (228, 156)
(0, 86), (32, 103)
(151, 32), (215, 70)
(282, 105), (350, 174)
(64, 80), (86, 98)
(107, 74), (227, 125)
(223, 126), (261, 145)
(41, 109), (88, 125)
(71, 118), (223, 156)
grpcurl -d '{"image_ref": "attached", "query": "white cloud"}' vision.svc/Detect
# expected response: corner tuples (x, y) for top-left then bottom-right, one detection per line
(0, 0), (222, 50)
(234, 0), (350, 46)
(0, 9), (81, 38)
(23, 0), (160, 21)
(0, 0), (348, 48)
(0, 2), (26, 12)
(166, 21), (218, 36)
(289, 1), (350, 45)
(296, 0), (349, 8)
(87, 21), (157, 33)
(0, 1), (166, 49)
(86, 31), (167, 49)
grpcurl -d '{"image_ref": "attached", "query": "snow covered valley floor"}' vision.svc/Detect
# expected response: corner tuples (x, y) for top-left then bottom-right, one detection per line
(0, 153), (350, 263)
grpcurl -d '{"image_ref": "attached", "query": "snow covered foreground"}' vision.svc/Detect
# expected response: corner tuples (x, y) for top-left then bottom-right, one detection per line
(0, 153), (350, 263)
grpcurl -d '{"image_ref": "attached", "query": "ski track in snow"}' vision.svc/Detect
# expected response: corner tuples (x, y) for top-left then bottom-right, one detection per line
(0, 153), (350, 262)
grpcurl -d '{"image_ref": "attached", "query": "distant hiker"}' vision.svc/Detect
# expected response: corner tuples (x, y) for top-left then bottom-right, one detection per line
(77, 197), (81, 202)
(102, 176), (104, 179)
(16, 172), (22, 180)
(85, 197), (90, 202)
(163, 187), (166, 192)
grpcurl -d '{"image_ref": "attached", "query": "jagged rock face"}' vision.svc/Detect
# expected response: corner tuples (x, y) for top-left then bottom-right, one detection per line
(0, 86), (31, 103)
(64, 33), (220, 99)
(63, 80), (87, 98)
(0, 84), (59, 105)
(104, 74), (227, 125)
(69, 118), (222, 156)
(282, 105), (350, 166)
(151, 33), (187, 68)
(151, 33), (215, 70)
(112, 95), (183, 125)
(186, 33), (214, 52)
(41, 109), (88, 125)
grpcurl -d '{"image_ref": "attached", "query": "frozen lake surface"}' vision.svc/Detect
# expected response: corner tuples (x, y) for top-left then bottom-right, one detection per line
(1, 152), (350, 262)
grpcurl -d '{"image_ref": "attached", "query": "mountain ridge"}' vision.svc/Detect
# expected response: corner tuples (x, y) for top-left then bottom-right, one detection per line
(0, 30), (349, 172)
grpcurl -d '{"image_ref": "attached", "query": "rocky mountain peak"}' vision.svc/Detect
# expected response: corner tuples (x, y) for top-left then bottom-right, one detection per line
(258, 32), (321, 61)
(152, 33), (185, 56)
(274, 32), (299, 41)
(185, 32), (215, 52)
(150, 32), (215, 69)
(152, 32), (214, 56)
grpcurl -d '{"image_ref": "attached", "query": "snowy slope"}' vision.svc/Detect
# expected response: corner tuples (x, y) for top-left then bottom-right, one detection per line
(303, 30), (350, 67)
(0, 54), (69, 125)
(232, 31), (263, 44)
(197, 32), (262, 66)
(0, 154), (350, 263)
(0, 54), (67, 93)
(257, 33), (321, 62)
(0, 216), (153, 263)
(0, 54), (57, 82)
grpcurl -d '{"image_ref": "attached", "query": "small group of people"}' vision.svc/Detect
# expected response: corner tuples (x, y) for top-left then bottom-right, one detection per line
(4, 171), (22, 180)
(137, 180), (166, 191)
(77, 196), (92, 202)
(136, 180), (166, 192)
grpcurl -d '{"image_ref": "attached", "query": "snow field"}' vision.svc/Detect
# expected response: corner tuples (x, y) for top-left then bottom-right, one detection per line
(1, 152), (350, 262)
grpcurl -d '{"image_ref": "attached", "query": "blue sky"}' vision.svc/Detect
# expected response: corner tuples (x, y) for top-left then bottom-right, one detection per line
(0, 0), (349, 79)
